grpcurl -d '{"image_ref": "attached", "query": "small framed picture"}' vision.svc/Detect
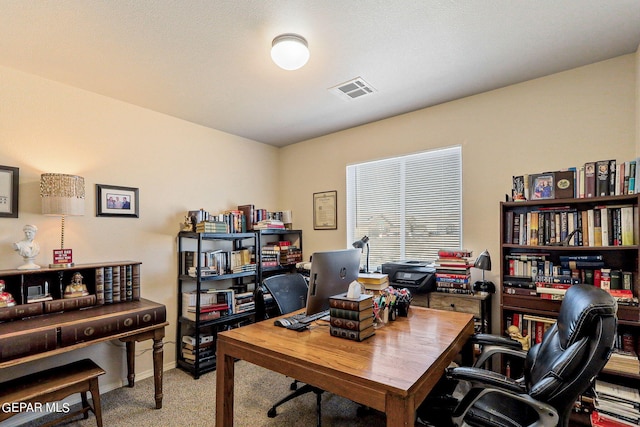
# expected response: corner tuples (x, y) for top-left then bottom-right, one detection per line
(0, 165), (19, 218)
(529, 174), (555, 200)
(313, 190), (337, 230)
(96, 184), (139, 218)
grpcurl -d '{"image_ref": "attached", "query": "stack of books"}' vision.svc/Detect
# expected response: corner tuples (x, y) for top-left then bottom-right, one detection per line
(605, 349), (640, 375)
(195, 220), (229, 233)
(181, 334), (215, 365)
(591, 380), (640, 427)
(357, 273), (389, 291)
(254, 219), (285, 229)
(434, 249), (473, 294)
(234, 291), (255, 313)
(328, 293), (375, 341)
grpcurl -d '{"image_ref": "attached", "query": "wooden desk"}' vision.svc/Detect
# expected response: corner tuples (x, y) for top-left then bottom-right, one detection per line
(216, 306), (474, 427)
(0, 299), (168, 409)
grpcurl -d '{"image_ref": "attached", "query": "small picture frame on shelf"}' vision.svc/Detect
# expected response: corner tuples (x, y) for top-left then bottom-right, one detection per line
(96, 184), (139, 218)
(529, 174), (555, 200)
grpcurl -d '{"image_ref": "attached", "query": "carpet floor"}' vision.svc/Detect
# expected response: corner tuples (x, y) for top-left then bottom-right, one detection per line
(22, 361), (394, 427)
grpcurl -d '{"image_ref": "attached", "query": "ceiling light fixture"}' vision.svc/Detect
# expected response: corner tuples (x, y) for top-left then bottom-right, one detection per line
(271, 34), (309, 71)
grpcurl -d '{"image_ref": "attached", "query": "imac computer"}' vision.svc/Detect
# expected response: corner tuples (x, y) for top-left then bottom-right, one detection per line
(305, 248), (361, 316)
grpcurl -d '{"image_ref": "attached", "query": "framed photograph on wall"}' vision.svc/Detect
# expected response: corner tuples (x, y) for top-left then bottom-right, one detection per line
(313, 190), (337, 230)
(0, 165), (19, 218)
(96, 184), (139, 218)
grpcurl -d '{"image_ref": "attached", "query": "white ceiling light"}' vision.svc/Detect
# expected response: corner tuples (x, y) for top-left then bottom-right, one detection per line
(271, 34), (309, 71)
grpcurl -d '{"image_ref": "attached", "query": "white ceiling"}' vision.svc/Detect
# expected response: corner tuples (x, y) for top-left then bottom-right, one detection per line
(1, 1), (639, 147)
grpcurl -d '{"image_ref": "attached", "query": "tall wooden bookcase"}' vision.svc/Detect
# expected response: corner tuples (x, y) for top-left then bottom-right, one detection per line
(176, 232), (258, 378)
(500, 195), (640, 388)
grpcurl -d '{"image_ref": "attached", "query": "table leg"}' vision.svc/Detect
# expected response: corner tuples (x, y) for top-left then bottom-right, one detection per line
(215, 340), (235, 427)
(152, 330), (164, 409)
(125, 341), (135, 387)
(385, 393), (414, 427)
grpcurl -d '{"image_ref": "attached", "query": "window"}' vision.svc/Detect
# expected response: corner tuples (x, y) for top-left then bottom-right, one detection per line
(346, 146), (462, 271)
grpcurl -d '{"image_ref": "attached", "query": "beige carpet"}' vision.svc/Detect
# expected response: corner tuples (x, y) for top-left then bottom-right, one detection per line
(23, 361), (391, 427)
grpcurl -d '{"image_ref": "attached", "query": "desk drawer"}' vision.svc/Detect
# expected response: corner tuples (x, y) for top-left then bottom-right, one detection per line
(429, 293), (481, 318)
(0, 329), (58, 362)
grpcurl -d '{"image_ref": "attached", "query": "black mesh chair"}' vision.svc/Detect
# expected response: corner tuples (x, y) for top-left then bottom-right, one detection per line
(438, 284), (617, 427)
(261, 273), (325, 427)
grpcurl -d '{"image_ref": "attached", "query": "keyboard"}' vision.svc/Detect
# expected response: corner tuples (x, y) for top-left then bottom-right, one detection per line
(275, 309), (330, 330)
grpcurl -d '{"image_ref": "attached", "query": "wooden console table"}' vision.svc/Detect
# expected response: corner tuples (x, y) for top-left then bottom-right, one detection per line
(0, 298), (168, 409)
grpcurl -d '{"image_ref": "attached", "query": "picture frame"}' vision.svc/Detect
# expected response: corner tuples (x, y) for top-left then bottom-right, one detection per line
(529, 174), (555, 200)
(313, 190), (337, 230)
(96, 184), (139, 218)
(0, 165), (19, 218)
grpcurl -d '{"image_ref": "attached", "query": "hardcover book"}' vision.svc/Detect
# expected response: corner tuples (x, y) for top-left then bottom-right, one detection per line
(329, 324), (375, 341)
(553, 170), (575, 199)
(329, 293), (373, 311)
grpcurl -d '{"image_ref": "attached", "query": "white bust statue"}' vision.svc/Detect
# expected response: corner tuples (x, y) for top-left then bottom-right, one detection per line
(13, 224), (41, 270)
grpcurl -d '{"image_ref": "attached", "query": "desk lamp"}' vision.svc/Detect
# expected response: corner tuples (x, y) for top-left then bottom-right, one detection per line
(352, 235), (370, 273)
(473, 249), (495, 294)
(40, 173), (85, 268)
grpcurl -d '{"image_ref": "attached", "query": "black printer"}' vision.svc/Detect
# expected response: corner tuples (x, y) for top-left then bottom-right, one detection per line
(381, 260), (436, 293)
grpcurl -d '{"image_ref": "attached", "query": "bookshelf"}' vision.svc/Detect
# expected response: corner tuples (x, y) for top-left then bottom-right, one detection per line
(0, 261), (141, 322)
(500, 194), (640, 386)
(176, 232), (258, 378)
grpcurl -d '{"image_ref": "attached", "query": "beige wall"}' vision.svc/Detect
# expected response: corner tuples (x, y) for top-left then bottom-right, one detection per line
(0, 65), (279, 404)
(280, 53), (637, 327)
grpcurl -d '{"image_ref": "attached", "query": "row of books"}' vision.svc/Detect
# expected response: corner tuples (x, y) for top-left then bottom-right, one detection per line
(95, 265), (139, 305)
(591, 380), (640, 427)
(260, 241), (302, 267)
(328, 293), (375, 341)
(188, 206), (292, 233)
(511, 158), (640, 202)
(504, 205), (635, 247)
(182, 288), (255, 322)
(183, 249), (255, 277)
(434, 249), (473, 294)
(506, 312), (556, 349)
(237, 204), (290, 230)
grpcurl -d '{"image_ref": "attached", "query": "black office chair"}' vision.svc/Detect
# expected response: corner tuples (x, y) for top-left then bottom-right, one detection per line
(261, 273), (325, 427)
(420, 284), (617, 427)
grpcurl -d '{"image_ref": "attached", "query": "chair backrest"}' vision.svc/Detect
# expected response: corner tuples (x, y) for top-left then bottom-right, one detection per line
(524, 284), (617, 426)
(262, 273), (309, 315)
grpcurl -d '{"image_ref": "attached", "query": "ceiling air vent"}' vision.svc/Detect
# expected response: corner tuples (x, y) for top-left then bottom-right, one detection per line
(329, 77), (376, 101)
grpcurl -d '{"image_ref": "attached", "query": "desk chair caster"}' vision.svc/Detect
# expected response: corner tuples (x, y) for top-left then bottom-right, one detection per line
(267, 383), (324, 427)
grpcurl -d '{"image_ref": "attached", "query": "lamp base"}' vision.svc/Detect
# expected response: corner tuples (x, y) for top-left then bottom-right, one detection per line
(473, 280), (495, 294)
(49, 262), (74, 269)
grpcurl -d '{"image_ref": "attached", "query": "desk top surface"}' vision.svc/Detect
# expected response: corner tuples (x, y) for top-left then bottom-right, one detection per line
(218, 306), (474, 394)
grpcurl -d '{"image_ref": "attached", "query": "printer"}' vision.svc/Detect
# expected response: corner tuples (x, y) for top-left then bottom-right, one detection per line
(381, 260), (436, 293)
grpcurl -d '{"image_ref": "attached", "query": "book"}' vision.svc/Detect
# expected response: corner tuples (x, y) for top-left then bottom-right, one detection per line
(95, 267), (105, 305)
(329, 324), (375, 341)
(597, 160), (613, 196)
(329, 293), (373, 311)
(329, 315), (374, 331)
(43, 295), (96, 313)
(104, 266), (113, 304)
(585, 161), (596, 197)
(437, 249), (473, 258)
(357, 273), (389, 290)
(330, 306), (374, 320)
(112, 265), (121, 303)
(553, 170), (575, 199)
(131, 264), (140, 300)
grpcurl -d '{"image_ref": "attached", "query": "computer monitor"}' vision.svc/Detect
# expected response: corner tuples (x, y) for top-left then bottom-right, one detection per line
(305, 248), (361, 316)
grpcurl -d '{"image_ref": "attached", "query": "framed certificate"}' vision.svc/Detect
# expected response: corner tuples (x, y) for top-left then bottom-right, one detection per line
(0, 165), (19, 218)
(313, 191), (337, 230)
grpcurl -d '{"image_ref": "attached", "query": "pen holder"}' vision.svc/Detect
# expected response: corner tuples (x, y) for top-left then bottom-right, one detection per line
(396, 301), (410, 317)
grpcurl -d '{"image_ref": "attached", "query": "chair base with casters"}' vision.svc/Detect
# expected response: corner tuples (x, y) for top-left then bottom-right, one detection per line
(267, 382), (324, 427)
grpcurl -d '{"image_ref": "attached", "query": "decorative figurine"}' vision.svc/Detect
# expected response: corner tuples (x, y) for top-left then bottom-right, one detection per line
(506, 325), (530, 351)
(64, 272), (89, 298)
(0, 280), (16, 308)
(182, 215), (193, 232)
(13, 224), (41, 270)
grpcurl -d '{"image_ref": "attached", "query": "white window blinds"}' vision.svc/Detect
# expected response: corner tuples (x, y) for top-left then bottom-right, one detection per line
(346, 146), (462, 271)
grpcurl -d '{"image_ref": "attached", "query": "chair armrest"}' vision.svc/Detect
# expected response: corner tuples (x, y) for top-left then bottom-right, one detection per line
(471, 333), (523, 350)
(451, 387), (559, 427)
(469, 333), (527, 369)
(446, 366), (526, 394)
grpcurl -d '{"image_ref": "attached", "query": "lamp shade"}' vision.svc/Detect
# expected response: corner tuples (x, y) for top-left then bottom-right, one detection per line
(352, 235), (369, 249)
(474, 249), (491, 271)
(271, 34), (309, 70)
(40, 173), (85, 216)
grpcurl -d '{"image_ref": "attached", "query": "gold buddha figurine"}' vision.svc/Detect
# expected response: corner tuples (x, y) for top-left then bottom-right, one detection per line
(0, 280), (16, 307)
(64, 272), (89, 298)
